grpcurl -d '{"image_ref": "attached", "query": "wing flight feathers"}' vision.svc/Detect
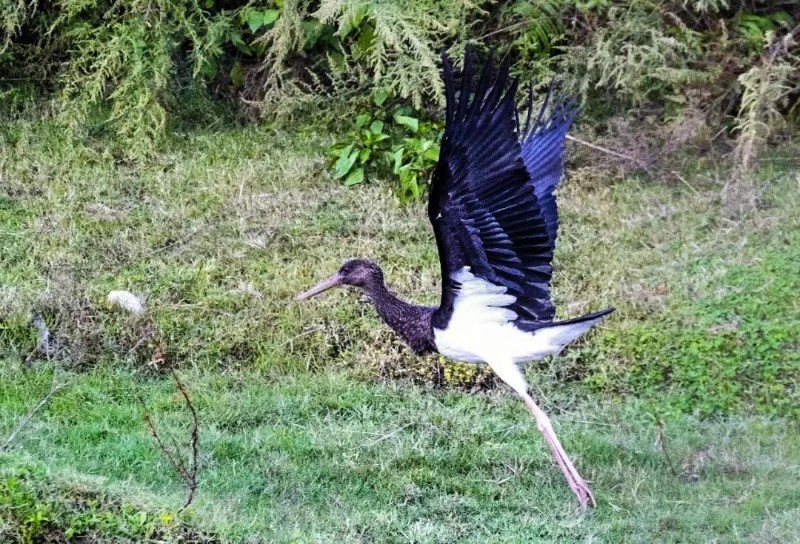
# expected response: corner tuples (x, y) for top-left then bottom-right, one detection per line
(521, 86), (579, 247)
(430, 49), (574, 329)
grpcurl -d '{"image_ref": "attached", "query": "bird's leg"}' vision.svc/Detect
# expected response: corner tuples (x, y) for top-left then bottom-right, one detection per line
(520, 391), (596, 510)
(432, 359), (443, 388)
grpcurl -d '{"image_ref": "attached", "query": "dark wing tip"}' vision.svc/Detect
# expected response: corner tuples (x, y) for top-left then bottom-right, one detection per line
(524, 80), (581, 139)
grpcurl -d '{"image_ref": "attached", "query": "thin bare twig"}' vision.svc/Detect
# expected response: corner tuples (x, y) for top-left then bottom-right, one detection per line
(367, 423), (414, 447)
(766, 23), (800, 62)
(655, 420), (680, 477)
(478, 21), (530, 41)
(671, 171), (701, 196)
(126, 332), (152, 358)
(172, 369), (199, 510)
(566, 134), (655, 177)
(2, 374), (68, 451)
(138, 369), (199, 511)
(150, 228), (202, 255)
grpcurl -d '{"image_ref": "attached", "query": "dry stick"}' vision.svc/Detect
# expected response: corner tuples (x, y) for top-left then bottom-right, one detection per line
(478, 21), (530, 41)
(565, 134), (655, 178)
(172, 369), (199, 511)
(656, 420), (680, 478)
(2, 375), (67, 451)
(126, 332), (153, 359)
(766, 23), (800, 61)
(150, 227), (201, 256)
(671, 170), (702, 196)
(367, 423), (414, 447)
(138, 369), (199, 512)
(139, 405), (188, 480)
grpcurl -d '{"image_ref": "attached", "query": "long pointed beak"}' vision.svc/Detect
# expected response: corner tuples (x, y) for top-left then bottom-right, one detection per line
(296, 273), (343, 301)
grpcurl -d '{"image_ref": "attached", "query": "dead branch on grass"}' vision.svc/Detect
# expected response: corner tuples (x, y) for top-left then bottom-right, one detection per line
(566, 134), (655, 178)
(2, 372), (68, 451)
(138, 369), (199, 511)
(655, 420), (680, 478)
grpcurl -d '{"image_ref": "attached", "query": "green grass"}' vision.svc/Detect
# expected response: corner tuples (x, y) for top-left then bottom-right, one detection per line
(2, 364), (800, 543)
(1, 118), (798, 411)
(1, 116), (799, 541)
(0, 459), (215, 543)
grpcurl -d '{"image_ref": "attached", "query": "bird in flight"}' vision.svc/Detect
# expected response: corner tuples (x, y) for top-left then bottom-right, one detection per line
(298, 50), (614, 509)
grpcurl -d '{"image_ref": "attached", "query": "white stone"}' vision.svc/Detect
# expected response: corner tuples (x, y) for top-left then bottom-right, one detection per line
(107, 290), (146, 315)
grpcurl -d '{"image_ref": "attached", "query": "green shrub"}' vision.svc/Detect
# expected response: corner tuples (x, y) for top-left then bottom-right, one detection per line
(327, 88), (441, 200)
(2, 0), (798, 163)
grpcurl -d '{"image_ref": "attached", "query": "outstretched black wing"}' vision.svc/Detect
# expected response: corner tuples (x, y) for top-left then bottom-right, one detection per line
(429, 52), (572, 331)
(520, 86), (578, 250)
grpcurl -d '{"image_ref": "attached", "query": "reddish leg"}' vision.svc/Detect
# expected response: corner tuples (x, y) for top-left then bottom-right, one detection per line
(520, 392), (596, 509)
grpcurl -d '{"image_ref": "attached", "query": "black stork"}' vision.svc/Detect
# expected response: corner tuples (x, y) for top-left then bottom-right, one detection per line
(297, 51), (614, 509)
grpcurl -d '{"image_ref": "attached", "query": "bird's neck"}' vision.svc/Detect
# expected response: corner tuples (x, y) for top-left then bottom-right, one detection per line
(364, 281), (418, 330)
(362, 281), (434, 354)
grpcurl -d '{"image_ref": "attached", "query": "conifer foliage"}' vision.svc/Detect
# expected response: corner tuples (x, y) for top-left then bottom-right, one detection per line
(2, 0), (798, 167)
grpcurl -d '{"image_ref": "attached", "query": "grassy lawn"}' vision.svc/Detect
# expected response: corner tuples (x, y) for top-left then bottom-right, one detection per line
(2, 366), (800, 543)
(1, 118), (799, 542)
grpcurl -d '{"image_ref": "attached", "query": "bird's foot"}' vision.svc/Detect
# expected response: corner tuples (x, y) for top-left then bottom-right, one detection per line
(554, 446), (595, 510)
(575, 480), (596, 510)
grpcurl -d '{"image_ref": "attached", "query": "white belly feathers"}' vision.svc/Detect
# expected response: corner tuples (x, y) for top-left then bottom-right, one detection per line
(433, 267), (598, 365)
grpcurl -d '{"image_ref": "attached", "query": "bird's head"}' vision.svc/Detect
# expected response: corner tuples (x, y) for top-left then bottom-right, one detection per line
(296, 259), (384, 300)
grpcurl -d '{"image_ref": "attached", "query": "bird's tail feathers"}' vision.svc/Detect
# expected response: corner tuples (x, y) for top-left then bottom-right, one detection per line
(531, 307), (615, 357)
(551, 307), (615, 327)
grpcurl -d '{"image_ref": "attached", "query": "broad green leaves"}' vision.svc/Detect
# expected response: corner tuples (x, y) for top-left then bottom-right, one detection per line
(242, 8), (280, 34)
(333, 144), (359, 179)
(331, 145), (366, 187)
(393, 114), (419, 133)
(344, 168), (365, 186)
(327, 90), (442, 200)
